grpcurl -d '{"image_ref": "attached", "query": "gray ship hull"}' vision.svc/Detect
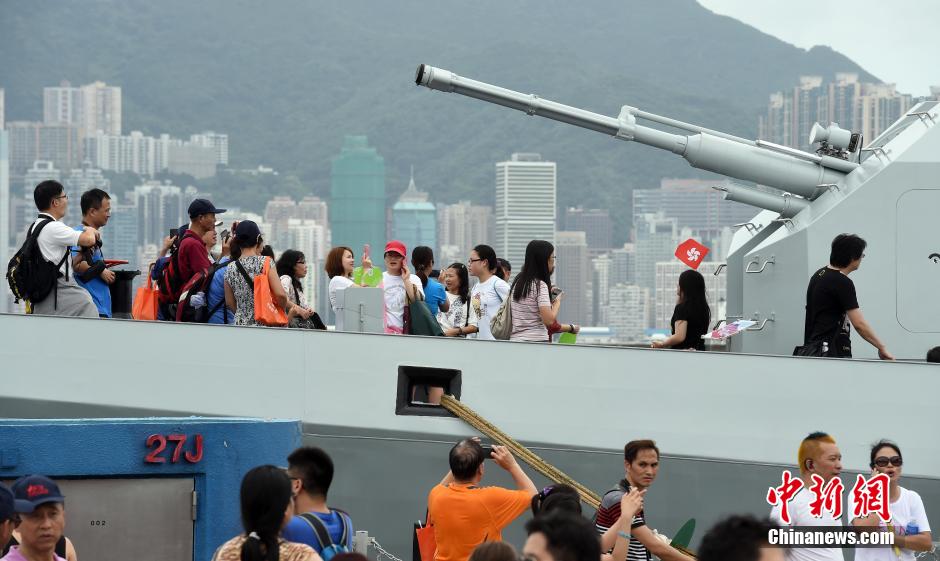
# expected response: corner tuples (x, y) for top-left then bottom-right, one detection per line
(2, 312), (939, 556)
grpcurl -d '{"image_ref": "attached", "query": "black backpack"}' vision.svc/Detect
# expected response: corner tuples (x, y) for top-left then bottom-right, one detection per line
(6, 218), (70, 309)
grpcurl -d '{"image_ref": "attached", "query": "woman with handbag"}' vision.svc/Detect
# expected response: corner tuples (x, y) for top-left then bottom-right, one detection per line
(509, 240), (578, 342)
(381, 240), (424, 335)
(437, 263), (478, 338)
(276, 249), (325, 329)
(223, 221), (289, 327)
(468, 244), (509, 340)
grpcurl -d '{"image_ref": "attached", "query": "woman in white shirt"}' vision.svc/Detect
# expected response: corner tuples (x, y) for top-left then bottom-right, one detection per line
(437, 262), (478, 337)
(851, 440), (932, 561)
(467, 244), (509, 340)
(381, 240), (424, 334)
(325, 246), (372, 314)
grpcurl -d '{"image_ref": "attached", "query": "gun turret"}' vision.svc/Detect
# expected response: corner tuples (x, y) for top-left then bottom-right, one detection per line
(415, 64), (858, 203)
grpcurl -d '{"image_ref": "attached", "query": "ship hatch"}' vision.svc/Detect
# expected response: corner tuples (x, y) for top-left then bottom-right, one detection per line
(396, 365), (461, 417)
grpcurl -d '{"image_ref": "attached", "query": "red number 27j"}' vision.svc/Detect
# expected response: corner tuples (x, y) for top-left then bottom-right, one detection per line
(145, 434), (204, 464)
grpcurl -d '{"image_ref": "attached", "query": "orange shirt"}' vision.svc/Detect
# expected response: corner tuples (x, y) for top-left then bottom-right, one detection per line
(427, 483), (533, 561)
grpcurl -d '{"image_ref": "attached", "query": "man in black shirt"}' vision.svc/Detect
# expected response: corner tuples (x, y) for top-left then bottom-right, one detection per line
(802, 234), (893, 359)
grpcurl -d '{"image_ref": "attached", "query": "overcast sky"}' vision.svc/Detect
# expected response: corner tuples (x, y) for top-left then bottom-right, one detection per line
(697, 0), (939, 95)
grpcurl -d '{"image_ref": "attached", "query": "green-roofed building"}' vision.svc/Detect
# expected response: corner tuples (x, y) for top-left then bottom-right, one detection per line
(330, 136), (386, 257)
(391, 167), (437, 259)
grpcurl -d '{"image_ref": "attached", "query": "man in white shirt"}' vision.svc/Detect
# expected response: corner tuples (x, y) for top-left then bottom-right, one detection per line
(27, 180), (100, 317)
(769, 432), (845, 561)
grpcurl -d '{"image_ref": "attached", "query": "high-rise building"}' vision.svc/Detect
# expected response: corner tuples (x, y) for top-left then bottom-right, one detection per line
(43, 81), (83, 127)
(438, 200), (492, 266)
(654, 261), (726, 331)
(297, 196), (328, 226)
(495, 153), (556, 269)
(608, 284), (650, 342)
(591, 254), (611, 326)
(64, 162), (110, 226)
(14, 160), (62, 233)
(0, 88), (5, 130)
(632, 178), (757, 246)
(391, 169), (436, 256)
(0, 129), (9, 313)
(554, 231), (590, 325)
(7, 121), (82, 178)
(167, 143), (216, 179)
(133, 181), (185, 248)
(264, 196), (299, 250)
(759, 74), (914, 150)
(858, 83), (914, 141)
(286, 218), (329, 309)
(101, 197), (139, 265)
(330, 136), (386, 258)
(80, 81), (121, 137)
(609, 243), (636, 287)
(189, 131), (229, 165)
(634, 213), (677, 296)
(564, 207), (612, 255)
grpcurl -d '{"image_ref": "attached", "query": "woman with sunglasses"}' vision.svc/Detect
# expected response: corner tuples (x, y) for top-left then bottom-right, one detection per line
(851, 440), (932, 561)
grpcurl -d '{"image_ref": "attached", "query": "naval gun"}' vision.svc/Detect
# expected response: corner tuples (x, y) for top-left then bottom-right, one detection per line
(415, 64), (940, 359)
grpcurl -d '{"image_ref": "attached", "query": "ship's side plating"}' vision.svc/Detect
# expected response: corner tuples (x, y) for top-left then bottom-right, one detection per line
(2, 313), (940, 555)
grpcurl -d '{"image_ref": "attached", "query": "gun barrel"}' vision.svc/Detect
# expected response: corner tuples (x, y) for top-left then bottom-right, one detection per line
(416, 64), (850, 198)
(714, 184), (810, 218)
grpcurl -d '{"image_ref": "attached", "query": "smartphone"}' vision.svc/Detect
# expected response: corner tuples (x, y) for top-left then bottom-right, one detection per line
(481, 446), (494, 458)
(220, 229), (230, 242)
(363, 243), (371, 262)
(169, 228), (178, 238)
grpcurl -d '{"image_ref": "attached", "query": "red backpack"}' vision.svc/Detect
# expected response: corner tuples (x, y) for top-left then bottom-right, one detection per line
(157, 231), (201, 317)
(175, 260), (230, 323)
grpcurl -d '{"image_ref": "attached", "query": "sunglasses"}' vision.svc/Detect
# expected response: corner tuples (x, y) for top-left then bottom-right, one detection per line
(873, 456), (902, 467)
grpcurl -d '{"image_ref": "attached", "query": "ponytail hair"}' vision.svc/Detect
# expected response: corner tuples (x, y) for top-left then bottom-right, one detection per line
(239, 465), (292, 561)
(411, 246), (434, 288)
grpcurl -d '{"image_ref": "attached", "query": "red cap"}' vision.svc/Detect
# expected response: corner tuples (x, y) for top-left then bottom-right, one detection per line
(384, 240), (407, 257)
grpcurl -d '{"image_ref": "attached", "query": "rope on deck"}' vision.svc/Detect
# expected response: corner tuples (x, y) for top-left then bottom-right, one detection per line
(440, 394), (601, 510)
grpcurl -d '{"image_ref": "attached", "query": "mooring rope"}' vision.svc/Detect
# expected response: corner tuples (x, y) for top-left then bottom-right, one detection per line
(440, 394), (601, 510)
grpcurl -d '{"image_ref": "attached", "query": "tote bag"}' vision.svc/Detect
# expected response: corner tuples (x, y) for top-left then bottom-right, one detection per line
(132, 264), (159, 320)
(254, 257), (288, 326)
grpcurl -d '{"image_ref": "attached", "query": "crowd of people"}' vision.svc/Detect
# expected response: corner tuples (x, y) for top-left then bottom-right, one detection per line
(3, 433), (929, 561)
(9, 181), (940, 359)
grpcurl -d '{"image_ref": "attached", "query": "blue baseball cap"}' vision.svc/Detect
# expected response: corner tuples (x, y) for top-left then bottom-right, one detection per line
(11, 475), (65, 513)
(0, 482), (31, 519)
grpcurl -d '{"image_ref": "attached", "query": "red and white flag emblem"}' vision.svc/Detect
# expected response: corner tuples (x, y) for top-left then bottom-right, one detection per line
(674, 239), (710, 269)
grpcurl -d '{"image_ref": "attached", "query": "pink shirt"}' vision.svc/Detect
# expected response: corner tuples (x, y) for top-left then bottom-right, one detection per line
(509, 280), (551, 342)
(2, 546), (66, 561)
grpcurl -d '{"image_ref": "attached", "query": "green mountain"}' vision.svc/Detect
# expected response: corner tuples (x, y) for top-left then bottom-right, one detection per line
(1, 0), (877, 243)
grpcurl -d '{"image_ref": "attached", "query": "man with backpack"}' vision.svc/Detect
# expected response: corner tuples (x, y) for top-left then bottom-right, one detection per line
(283, 447), (354, 559)
(7, 180), (99, 317)
(156, 199), (225, 320)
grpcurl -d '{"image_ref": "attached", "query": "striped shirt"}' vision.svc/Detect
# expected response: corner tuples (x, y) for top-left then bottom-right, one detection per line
(509, 280), (551, 341)
(594, 480), (650, 561)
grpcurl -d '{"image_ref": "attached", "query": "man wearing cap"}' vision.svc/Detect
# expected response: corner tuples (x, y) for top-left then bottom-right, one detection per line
(382, 240), (424, 334)
(178, 198), (226, 283)
(0, 483), (28, 553)
(2, 476), (68, 561)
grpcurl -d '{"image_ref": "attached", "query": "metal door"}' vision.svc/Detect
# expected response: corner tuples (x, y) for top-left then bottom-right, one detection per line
(16, 478), (196, 561)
